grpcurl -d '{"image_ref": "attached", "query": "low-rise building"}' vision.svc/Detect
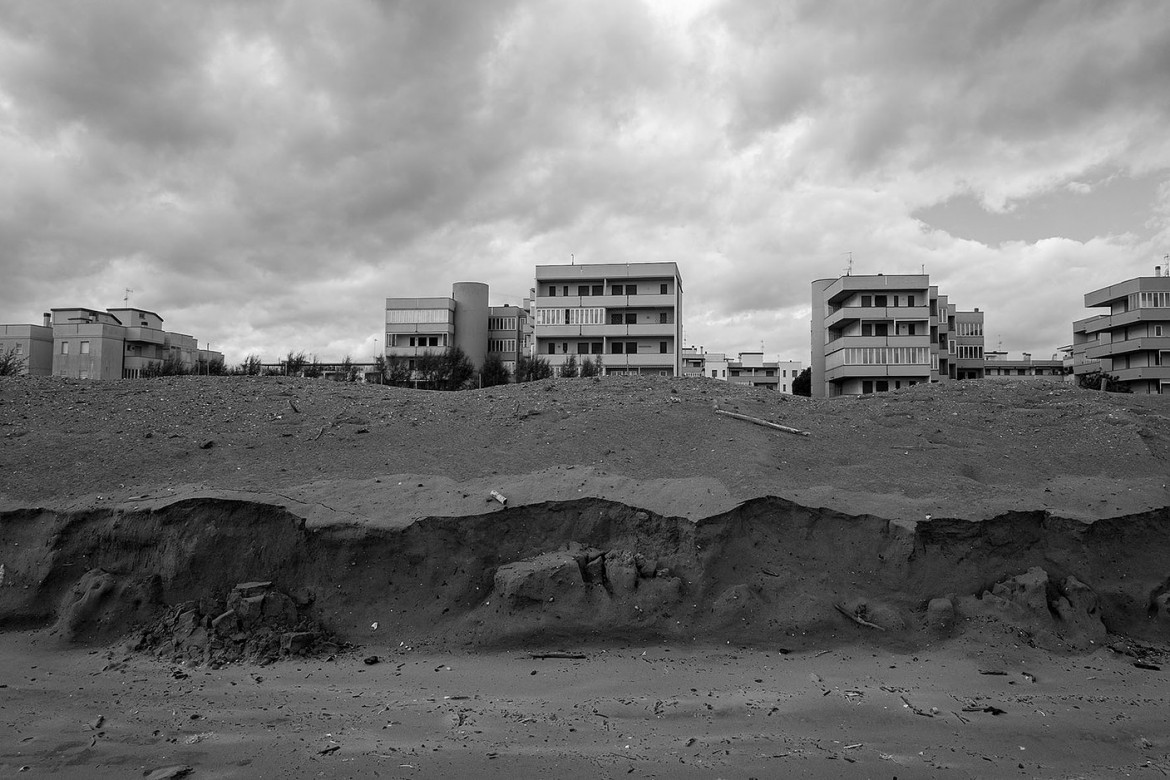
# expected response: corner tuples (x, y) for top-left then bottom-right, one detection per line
(1072, 268), (1170, 394)
(983, 351), (1065, 379)
(1, 308), (221, 378)
(681, 347), (802, 392)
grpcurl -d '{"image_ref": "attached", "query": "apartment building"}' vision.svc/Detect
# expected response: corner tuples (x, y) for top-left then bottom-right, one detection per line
(384, 282), (529, 377)
(1071, 268), (1170, 394)
(533, 262), (682, 376)
(0, 308), (222, 379)
(682, 347), (801, 392)
(810, 273), (984, 397)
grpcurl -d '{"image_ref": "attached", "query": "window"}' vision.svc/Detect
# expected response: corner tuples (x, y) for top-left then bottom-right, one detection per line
(876, 381), (889, 392)
(612, 342), (623, 354)
(548, 343), (556, 354)
(908, 295), (915, 307)
(660, 283), (668, 295)
(660, 341), (667, 354)
(711, 370), (717, 378)
(875, 295), (887, 307)
(659, 312), (668, 324)
(1156, 325), (1164, 337)
(1139, 292), (1170, 308)
(80, 341), (90, 354)
(536, 308), (565, 326)
(627, 342), (638, 354)
(862, 380), (874, 394)
(562, 286), (569, 296)
(861, 295), (872, 307)
(562, 342), (568, 354)
(611, 284), (623, 295)
(488, 316), (518, 331)
(627, 284), (637, 295)
(862, 323), (873, 336)
(592, 285), (603, 296)
(386, 309), (451, 324)
(731, 370), (740, 377)
(874, 323), (889, 337)
(61, 341), (69, 355)
(782, 384), (787, 392)
(592, 342), (602, 354)
(578, 285), (590, 296)
(577, 343), (589, 354)
(488, 339), (517, 353)
(548, 286), (557, 296)
(625, 313), (636, 324)
(765, 369), (774, 376)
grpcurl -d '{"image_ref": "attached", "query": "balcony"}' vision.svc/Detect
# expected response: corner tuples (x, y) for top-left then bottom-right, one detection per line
(1085, 336), (1170, 359)
(122, 327), (166, 345)
(1080, 309), (1148, 334)
(534, 294), (677, 310)
(819, 275), (930, 305)
(824, 364), (932, 381)
(536, 323), (677, 339)
(1110, 365), (1170, 382)
(824, 334), (931, 352)
(824, 305), (929, 329)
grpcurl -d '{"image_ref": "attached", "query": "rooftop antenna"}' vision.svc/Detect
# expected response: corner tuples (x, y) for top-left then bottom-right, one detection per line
(843, 251), (853, 276)
(1164, 254), (1169, 276)
(571, 253), (575, 266)
(123, 288), (133, 306)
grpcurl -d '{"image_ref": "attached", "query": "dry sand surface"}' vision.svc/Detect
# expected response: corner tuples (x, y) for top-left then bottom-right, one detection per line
(3, 374), (1170, 778)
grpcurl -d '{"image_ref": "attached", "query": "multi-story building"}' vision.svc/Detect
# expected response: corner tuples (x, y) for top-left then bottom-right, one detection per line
(384, 282), (528, 378)
(0, 308), (222, 379)
(983, 351), (1065, 379)
(1071, 268), (1170, 394)
(533, 262), (683, 377)
(681, 347), (801, 392)
(810, 273), (984, 397)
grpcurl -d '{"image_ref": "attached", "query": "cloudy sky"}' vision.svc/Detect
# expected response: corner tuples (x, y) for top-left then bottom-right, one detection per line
(3, 0), (1169, 366)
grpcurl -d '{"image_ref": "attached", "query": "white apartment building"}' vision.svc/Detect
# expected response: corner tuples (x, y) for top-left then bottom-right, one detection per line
(533, 262), (683, 376)
(810, 273), (983, 397)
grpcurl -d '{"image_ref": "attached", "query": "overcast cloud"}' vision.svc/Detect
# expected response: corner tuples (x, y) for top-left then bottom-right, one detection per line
(2, 0), (1169, 364)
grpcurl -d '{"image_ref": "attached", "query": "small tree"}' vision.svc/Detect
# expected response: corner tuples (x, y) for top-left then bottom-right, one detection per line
(1077, 371), (1132, 393)
(516, 354), (553, 382)
(580, 354), (597, 378)
(441, 346), (475, 390)
(384, 355), (412, 386)
(239, 354), (262, 376)
(561, 353), (579, 378)
(372, 354), (386, 384)
(481, 354), (511, 387)
(284, 351), (309, 376)
(0, 347), (27, 376)
(341, 354), (360, 382)
(792, 367), (811, 396)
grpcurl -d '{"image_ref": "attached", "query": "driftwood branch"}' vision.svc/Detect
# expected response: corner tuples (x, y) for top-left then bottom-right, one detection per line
(834, 602), (886, 631)
(715, 409), (810, 437)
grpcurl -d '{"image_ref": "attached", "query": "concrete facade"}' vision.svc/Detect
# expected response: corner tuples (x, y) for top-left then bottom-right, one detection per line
(1072, 272), (1170, 394)
(0, 322), (54, 375)
(385, 283), (529, 377)
(811, 273), (984, 397)
(1, 308), (222, 379)
(533, 262), (683, 377)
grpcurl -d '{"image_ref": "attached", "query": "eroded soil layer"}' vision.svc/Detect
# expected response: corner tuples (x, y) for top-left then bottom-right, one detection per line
(2, 497), (1169, 655)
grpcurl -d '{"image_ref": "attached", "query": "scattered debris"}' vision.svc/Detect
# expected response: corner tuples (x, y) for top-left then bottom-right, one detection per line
(489, 490), (507, 505)
(529, 652), (587, 660)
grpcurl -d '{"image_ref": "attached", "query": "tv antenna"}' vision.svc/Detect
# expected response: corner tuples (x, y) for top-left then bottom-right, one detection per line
(843, 252), (853, 276)
(124, 288), (134, 305)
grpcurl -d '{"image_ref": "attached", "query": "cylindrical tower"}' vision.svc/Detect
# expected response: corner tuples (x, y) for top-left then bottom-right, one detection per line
(452, 282), (489, 371)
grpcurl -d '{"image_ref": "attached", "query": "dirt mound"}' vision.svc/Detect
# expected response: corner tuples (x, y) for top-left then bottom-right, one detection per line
(131, 581), (342, 666)
(3, 495), (1170, 658)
